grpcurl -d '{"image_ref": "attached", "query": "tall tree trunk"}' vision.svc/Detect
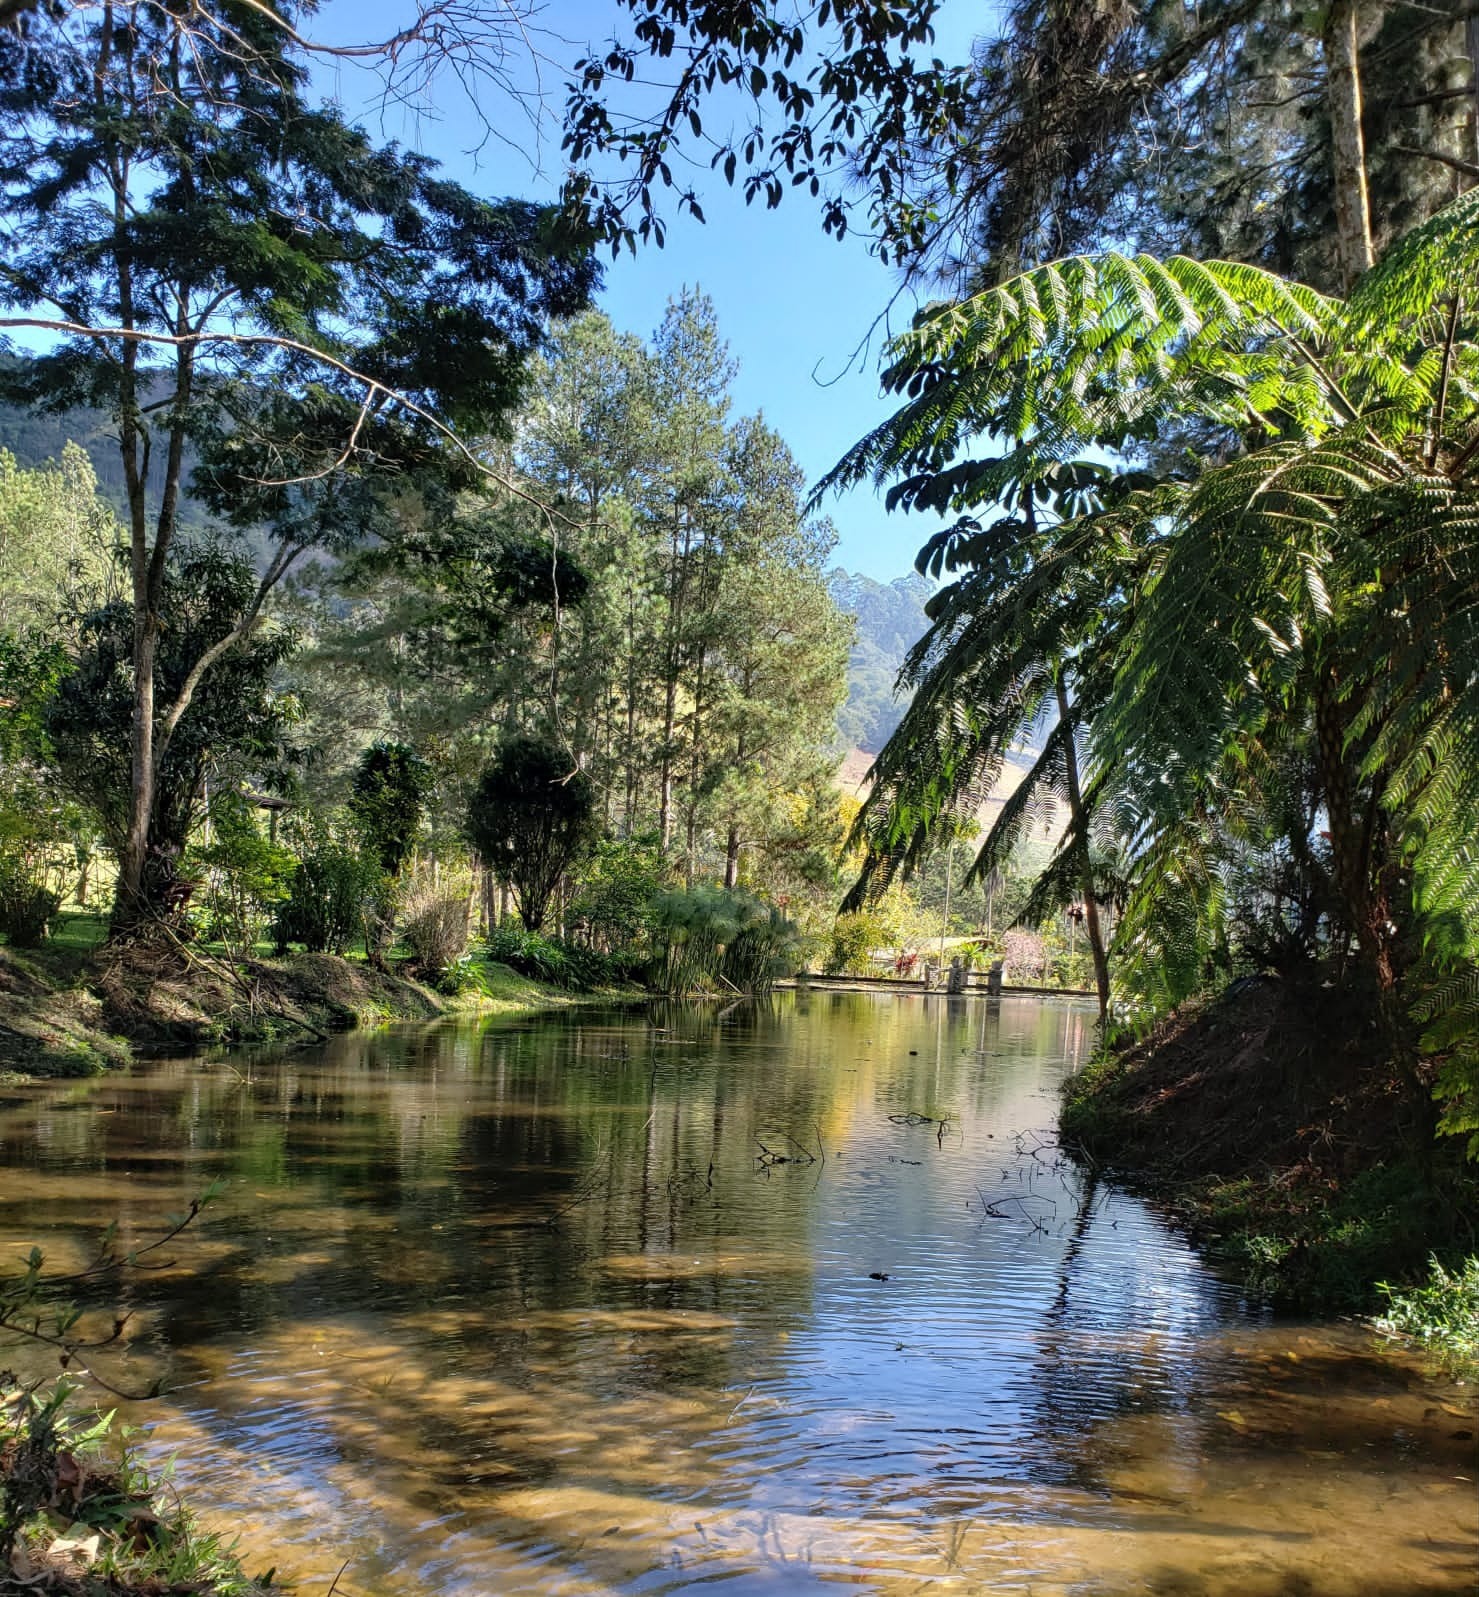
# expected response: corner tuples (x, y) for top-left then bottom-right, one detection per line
(113, 161), (156, 926)
(1055, 674), (1110, 1028)
(657, 510), (691, 855)
(1324, 0), (1375, 288)
(624, 576), (640, 836)
(1468, 11), (1479, 164)
(1313, 669), (1397, 998)
(117, 339), (196, 930)
(683, 640), (709, 886)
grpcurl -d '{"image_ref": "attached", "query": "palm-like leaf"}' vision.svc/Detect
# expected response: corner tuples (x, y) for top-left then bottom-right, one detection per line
(825, 191), (1479, 1125)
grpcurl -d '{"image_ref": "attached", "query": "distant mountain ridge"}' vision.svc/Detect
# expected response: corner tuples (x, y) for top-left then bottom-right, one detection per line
(827, 567), (933, 753)
(0, 371), (210, 525)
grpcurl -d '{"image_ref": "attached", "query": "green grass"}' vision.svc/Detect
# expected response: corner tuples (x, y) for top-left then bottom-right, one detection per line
(1377, 1255), (1479, 1369)
(1, 1395), (277, 1595)
(1186, 1159), (1477, 1312)
(43, 910), (109, 956)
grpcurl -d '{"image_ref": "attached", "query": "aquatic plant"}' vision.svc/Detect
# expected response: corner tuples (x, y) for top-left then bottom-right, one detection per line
(651, 887), (802, 995)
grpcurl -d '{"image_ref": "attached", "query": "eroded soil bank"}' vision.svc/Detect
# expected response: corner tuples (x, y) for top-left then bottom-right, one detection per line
(0, 940), (576, 1078)
(1062, 976), (1479, 1310)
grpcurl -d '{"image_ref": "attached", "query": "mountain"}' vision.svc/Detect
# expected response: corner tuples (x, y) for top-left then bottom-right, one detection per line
(0, 371), (213, 528)
(827, 567), (934, 753)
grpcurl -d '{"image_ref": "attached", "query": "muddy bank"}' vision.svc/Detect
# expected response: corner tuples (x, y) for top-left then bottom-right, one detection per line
(1062, 976), (1479, 1310)
(0, 942), (582, 1078)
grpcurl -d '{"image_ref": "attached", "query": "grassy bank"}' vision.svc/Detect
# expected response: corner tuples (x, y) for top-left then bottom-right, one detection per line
(0, 915), (602, 1078)
(1062, 976), (1479, 1322)
(0, 1389), (276, 1596)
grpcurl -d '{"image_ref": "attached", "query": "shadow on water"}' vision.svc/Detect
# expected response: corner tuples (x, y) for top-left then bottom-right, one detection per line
(0, 992), (1470, 1595)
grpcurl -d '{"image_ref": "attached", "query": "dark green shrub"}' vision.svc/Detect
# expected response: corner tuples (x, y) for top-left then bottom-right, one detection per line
(0, 860), (60, 946)
(274, 841), (377, 955)
(568, 838), (666, 953)
(349, 741), (431, 878)
(466, 737), (599, 932)
(483, 925), (616, 989)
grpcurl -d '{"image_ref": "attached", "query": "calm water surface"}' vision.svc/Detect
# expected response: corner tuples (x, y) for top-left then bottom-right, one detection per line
(0, 992), (1473, 1595)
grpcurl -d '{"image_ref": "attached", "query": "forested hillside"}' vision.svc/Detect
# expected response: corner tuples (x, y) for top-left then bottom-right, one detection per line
(0, 384), (946, 776)
(0, 364), (209, 521)
(826, 568), (932, 752)
(0, 386), (918, 769)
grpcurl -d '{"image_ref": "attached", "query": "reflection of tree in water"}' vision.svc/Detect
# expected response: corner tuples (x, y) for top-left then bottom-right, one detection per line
(131, 1004), (832, 1524)
(1010, 1165), (1235, 1496)
(1, 998), (1462, 1595)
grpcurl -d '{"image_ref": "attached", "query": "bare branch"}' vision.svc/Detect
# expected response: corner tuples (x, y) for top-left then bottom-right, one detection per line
(0, 314), (588, 532)
(1394, 143), (1479, 180)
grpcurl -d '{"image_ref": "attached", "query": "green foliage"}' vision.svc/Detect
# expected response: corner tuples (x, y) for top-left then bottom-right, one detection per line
(43, 542), (298, 919)
(278, 296), (849, 910)
(482, 925), (615, 990)
(0, 764), (86, 950)
(273, 823), (378, 957)
(0, 633), (97, 944)
(189, 793), (296, 955)
(822, 189), (1479, 1122)
(349, 742), (433, 879)
(1377, 1256), (1479, 1367)
(0, 860), (60, 947)
(650, 886), (801, 995)
(0, 0), (595, 922)
(562, 0), (973, 267)
(0, 444), (122, 631)
(0, 630), (69, 766)
(825, 911), (892, 975)
(723, 901), (805, 994)
(466, 737), (600, 933)
(930, 0), (1471, 297)
(0, 3), (597, 503)
(568, 839), (667, 954)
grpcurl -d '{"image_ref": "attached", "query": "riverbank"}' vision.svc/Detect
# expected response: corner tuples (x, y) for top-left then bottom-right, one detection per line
(1062, 975), (1479, 1318)
(0, 1393), (275, 1595)
(0, 935), (594, 1079)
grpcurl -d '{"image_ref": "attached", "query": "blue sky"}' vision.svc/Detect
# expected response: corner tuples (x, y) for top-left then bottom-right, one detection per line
(312, 1), (988, 584)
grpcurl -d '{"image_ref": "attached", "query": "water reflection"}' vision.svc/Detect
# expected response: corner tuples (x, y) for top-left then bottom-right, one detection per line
(0, 993), (1471, 1595)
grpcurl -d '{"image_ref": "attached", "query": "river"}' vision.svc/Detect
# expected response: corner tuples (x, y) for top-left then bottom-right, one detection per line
(0, 991), (1472, 1594)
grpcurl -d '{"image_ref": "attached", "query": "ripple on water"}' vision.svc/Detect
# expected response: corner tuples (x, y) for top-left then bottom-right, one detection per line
(0, 992), (1470, 1596)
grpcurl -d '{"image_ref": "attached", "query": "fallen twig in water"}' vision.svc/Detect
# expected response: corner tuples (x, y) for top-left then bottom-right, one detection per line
(888, 1110), (955, 1146)
(754, 1131), (818, 1170)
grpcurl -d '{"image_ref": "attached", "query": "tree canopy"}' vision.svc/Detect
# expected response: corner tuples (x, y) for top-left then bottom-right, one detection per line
(0, 0), (595, 926)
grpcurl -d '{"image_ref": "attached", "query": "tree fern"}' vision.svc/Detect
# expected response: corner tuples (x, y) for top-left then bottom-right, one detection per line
(824, 189), (1479, 1138)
